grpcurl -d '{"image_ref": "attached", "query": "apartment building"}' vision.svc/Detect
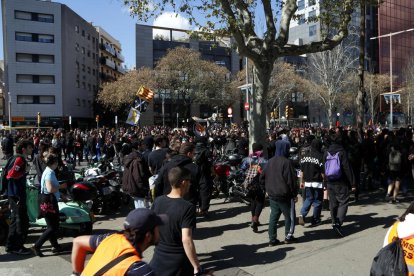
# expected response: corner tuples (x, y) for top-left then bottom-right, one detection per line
(2, 0), (111, 127)
(95, 26), (126, 85)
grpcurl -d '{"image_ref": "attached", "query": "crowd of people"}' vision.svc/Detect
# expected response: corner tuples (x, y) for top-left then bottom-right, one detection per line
(1, 123), (414, 275)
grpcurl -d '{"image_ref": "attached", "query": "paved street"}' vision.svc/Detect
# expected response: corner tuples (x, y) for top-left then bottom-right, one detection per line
(0, 156), (412, 276)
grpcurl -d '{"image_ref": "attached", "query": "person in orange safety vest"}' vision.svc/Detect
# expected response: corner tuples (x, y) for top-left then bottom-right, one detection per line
(70, 208), (167, 276)
(383, 201), (414, 276)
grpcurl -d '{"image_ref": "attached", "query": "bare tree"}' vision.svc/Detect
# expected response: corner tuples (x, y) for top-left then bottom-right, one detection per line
(402, 56), (414, 124)
(308, 41), (358, 127)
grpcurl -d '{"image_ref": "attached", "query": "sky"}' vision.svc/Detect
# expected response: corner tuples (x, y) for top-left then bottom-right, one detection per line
(0, 0), (194, 69)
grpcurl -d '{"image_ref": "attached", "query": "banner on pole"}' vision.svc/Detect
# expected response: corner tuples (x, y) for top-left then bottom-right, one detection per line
(126, 108), (140, 125)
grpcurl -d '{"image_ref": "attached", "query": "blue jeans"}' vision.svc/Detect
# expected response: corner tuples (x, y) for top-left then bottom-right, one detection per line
(268, 198), (296, 242)
(300, 187), (323, 222)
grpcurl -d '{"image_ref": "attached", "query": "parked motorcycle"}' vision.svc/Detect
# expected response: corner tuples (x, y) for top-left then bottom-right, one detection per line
(212, 151), (244, 199)
(26, 175), (96, 236)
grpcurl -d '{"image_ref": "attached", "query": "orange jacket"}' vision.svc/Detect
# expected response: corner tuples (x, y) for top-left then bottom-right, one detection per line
(386, 222), (414, 276)
(82, 233), (141, 276)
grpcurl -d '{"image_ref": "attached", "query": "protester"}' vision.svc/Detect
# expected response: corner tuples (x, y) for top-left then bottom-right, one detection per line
(382, 201), (414, 276)
(241, 143), (267, 233)
(261, 139), (298, 246)
(4, 140), (33, 255)
(324, 130), (356, 237)
(150, 166), (203, 275)
(71, 208), (166, 276)
(31, 153), (67, 257)
(298, 138), (324, 227)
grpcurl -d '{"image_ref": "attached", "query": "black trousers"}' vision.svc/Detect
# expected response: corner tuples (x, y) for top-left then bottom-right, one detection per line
(34, 212), (60, 249)
(199, 183), (211, 212)
(6, 197), (29, 250)
(251, 190), (265, 218)
(327, 183), (350, 226)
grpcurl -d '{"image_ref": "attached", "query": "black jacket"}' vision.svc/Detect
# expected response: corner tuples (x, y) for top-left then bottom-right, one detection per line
(122, 151), (150, 197)
(261, 155), (298, 201)
(323, 143), (355, 187)
(300, 139), (324, 183)
(154, 154), (200, 205)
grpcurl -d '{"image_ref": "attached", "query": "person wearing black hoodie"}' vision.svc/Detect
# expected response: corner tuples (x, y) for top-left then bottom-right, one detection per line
(298, 138), (324, 227)
(154, 142), (200, 207)
(261, 139), (298, 246)
(323, 130), (356, 237)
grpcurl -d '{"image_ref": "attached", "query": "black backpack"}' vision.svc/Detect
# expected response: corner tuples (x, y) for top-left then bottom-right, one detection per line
(0, 155), (17, 195)
(370, 238), (408, 276)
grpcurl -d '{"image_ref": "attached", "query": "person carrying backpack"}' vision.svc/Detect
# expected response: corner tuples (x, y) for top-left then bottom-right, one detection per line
(241, 143), (267, 233)
(323, 130), (355, 238)
(122, 142), (151, 209)
(373, 201), (414, 276)
(386, 136), (403, 204)
(3, 140), (34, 255)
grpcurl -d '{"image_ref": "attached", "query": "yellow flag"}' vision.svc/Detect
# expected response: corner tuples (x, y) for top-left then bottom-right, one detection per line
(126, 107), (140, 125)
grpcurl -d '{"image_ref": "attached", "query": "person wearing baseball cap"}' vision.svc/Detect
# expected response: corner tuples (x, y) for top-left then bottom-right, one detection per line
(70, 208), (167, 276)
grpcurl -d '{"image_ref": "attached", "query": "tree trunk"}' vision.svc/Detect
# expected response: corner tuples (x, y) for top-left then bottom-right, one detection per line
(327, 102), (333, 128)
(250, 64), (273, 157)
(356, 0), (366, 139)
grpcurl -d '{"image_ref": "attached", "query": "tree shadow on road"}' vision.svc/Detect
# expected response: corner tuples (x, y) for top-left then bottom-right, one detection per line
(199, 243), (295, 272)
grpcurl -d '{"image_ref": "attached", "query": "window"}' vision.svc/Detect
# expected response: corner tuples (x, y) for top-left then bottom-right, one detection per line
(87, 50), (91, 57)
(87, 34), (90, 40)
(16, 32), (54, 43)
(16, 53), (54, 63)
(298, 14), (305, 25)
(82, 30), (85, 37)
(16, 74), (54, 84)
(38, 34), (54, 43)
(87, 67), (91, 74)
(308, 0), (316, 6)
(88, 84), (91, 91)
(298, 0), (305, 10)
(15, 10), (53, 23)
(309, 25), (317, 36)
(76, 61), (80, 71)
(75, 26), (79, 33)
(82, 82), (86, 89)
(308, 10), (316, 20)
(17, 95), (55, 104)
(83, 99), (86, 107)
(76, 98), (81, 106)
(92, 69), (95, 76)
(76, 80), (80, 88)
(81, 47), (85, 54)
(82, 64), (85, 72)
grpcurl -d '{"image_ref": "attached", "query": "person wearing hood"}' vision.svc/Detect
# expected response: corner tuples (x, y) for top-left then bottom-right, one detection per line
(298, 137), (324, 227)
(275, 133), (291, 157)
(241, 143), (267, 233)
(261, 138), (298, 246)
(382, 201), (414, 276)
(154, 142), (200, 206)
(122, 142), (151, 209)
(323, 130), (356, 237)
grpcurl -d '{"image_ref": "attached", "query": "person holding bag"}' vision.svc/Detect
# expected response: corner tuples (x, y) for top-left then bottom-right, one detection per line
(31, 153), (66, 257)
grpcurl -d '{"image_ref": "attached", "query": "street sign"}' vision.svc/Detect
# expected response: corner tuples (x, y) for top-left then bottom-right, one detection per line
(244, 102), (249, 111)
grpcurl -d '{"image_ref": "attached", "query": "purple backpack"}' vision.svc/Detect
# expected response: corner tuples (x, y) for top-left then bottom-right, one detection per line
(325, 152), (342, 181)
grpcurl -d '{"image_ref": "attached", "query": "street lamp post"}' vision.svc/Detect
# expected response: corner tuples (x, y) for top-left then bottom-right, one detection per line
(370, 28), (414, 129)
(8, 92), (11, 129)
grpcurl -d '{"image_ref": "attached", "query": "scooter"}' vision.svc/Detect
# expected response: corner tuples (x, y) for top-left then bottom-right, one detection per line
(26, 175), (96, 236)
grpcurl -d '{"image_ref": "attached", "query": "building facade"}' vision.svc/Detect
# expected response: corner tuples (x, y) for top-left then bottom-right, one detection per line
(136, 24), (242, 126)
(96, 26), (126, 85)
(1, 0), (124, 128)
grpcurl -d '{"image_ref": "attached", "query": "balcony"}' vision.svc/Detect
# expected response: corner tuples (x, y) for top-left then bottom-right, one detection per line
(100, 57), (116, 70)
(99, 43), (116, 56)
(116, 65), (126, 74)
(115, 52), (125, 62)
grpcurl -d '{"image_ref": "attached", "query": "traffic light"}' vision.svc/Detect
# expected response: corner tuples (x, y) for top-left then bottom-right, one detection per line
(137, 86), (155, 102)
(96, 115), (99, 123)
(288, 107), (295, 119)
(285, 105), (289, 118)
(37, 112), (41, 125)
